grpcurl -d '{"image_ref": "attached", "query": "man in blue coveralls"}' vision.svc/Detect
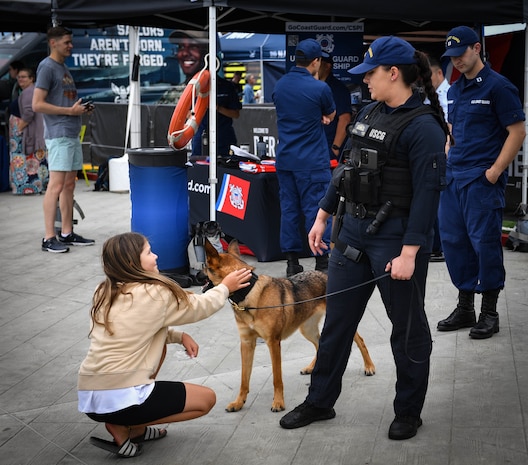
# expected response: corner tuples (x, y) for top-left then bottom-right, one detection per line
(272, 38), (336, 276)
(437, 26), (526, 339)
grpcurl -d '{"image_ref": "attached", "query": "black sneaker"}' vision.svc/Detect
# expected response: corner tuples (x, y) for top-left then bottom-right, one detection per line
(42, 237), (69, 253)
(58, 232), (95, 246)
(388, 416), (422, 440)
(279, 401), (336, 429)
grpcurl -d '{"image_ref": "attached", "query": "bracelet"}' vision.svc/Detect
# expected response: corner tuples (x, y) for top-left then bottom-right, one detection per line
(332, 144), (341, 151)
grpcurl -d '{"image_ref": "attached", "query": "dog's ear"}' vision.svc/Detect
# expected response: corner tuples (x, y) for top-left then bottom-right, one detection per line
(204, 238), (220, 259)
(227, 239), (241, 257)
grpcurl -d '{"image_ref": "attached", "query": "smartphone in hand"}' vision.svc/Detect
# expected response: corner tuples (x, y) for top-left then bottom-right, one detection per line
(82, 100), (95, 111)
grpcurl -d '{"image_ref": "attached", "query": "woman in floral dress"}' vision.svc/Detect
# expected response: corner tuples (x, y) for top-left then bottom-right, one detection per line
(10, 68), (48, 194)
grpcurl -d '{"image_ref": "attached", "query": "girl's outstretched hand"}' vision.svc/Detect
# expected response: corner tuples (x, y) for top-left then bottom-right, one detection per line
(221, 268), (252, 294)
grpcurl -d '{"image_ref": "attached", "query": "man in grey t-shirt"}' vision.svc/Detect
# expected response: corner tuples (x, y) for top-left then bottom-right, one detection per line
(33, 26), (95, 253)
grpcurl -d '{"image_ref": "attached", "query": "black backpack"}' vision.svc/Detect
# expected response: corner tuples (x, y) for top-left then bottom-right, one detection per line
(94, 161), (109, 191)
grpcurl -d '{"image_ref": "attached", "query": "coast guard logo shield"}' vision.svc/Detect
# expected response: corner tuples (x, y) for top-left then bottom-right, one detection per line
(216, 174), (250, 220)
(316, 33), (335, 54)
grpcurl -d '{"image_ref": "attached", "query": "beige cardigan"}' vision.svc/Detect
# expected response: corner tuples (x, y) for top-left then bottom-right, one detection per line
(78, 282), (229, 390)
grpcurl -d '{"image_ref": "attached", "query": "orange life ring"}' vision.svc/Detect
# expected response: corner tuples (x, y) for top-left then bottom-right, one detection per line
(167, 69), (210, 149)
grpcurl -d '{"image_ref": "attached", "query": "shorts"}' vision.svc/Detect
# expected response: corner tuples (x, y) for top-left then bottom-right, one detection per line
(46, 137), (83, 171)
(86, 381), (186, 426)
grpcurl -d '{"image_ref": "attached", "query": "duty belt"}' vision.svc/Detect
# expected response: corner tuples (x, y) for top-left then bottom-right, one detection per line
(345, 200), (409, 219)
(345, 201), (378, 219)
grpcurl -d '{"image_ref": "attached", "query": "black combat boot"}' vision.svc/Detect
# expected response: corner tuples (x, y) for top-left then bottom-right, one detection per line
(469, 289), (500, 339)
(315, 254), (329, 273)
(286, 252), (303, 277)
(437, 290), (476, 331)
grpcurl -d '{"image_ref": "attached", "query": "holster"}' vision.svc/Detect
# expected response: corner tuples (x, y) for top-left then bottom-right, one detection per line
(334, 237), (364, 263)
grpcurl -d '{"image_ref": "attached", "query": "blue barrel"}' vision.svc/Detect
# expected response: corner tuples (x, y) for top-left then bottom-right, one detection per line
(128, 147), (189, 273)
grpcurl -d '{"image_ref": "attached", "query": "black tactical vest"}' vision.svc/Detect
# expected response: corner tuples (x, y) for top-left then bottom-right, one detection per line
(338, 102), (442, 210)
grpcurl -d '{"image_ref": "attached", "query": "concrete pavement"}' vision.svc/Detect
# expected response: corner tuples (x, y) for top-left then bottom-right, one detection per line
(1, 180), (527, 465)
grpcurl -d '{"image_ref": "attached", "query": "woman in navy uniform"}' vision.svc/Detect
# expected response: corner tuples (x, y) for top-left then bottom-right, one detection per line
(279, 36), (449, 440)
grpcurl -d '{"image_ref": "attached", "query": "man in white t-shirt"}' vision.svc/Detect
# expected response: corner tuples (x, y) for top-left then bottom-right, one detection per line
(429, 56), (450, 122)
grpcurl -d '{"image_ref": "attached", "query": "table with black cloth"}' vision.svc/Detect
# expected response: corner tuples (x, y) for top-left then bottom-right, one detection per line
(187, 163), (302, 262)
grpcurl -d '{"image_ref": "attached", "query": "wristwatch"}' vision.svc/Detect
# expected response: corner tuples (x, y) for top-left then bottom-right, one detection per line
(332, 144), (341, 151)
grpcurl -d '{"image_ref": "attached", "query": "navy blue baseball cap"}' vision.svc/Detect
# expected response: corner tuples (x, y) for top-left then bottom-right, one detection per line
(442, 26), (480, 58)
(295, 39), (329, 60)
(348, 36), (417, 75)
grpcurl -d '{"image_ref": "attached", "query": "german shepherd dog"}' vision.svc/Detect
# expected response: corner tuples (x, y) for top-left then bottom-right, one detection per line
(204, 239), (376, 413)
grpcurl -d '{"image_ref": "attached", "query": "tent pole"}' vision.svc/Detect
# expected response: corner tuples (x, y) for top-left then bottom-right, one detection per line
(209, 5), (218, 221)
(260, 35), (269, 103)
(51, 0), (58, 27)
(129, 27), (141, 148)
(522, 28), (528, 207)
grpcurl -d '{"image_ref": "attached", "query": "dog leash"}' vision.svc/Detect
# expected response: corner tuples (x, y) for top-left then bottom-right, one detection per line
(230, 272), (432, 366)
(229, 272), (390, 312)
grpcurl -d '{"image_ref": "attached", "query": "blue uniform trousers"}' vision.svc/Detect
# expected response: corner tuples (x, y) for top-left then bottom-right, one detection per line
(306, 216), (432, 418)
(438, 177), (505, 292)
(276, 169), (331, 253)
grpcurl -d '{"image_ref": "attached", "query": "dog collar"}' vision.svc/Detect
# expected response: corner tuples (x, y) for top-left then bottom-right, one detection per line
(229, 271), (259, 309)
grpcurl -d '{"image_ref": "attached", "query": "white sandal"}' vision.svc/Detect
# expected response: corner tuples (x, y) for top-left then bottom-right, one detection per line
(89, 436), (142, 458)
(131, 425), (167, 443)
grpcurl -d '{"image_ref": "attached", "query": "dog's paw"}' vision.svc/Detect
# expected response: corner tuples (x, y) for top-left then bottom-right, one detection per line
(225, 400), (245, 412)
(300, 360), (316, 375)
(271, 397), (285, 412)
(364, 366), (376, 376)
